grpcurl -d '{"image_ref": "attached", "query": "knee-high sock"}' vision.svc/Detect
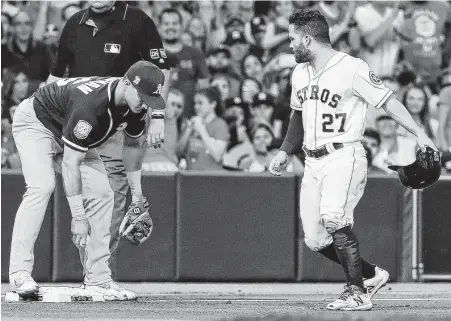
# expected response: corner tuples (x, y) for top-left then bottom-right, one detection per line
(331, 226), (364, 289)
(318, 244), (376, 279)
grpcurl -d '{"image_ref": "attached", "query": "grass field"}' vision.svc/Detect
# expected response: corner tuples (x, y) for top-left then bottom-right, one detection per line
(2, 282), (451, 321)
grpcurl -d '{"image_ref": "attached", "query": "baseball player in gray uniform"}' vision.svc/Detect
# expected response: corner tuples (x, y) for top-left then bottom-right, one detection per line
(9, 61), (164, 300)
(269, 9), (437, 311)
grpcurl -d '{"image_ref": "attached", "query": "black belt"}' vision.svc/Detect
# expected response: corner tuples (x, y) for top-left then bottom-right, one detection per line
(303, 143), (344, 159)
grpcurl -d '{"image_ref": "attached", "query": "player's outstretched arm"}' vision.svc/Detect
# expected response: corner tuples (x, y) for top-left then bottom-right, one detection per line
(123, 134), (145, 200)
(62, 145), (89, 248)
(382, 96), (438, 150)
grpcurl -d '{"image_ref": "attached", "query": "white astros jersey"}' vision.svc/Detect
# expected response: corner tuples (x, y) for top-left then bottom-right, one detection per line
(290, 51), (393, 150)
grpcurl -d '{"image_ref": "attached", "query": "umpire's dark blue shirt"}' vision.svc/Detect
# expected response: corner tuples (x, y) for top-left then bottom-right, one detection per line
(50, 2), (169, 78)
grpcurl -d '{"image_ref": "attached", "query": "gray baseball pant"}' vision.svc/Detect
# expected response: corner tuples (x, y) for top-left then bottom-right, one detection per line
(9, 97), (114, 286)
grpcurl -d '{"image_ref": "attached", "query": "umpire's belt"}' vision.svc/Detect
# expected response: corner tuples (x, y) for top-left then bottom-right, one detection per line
(303, 143), (344, 159)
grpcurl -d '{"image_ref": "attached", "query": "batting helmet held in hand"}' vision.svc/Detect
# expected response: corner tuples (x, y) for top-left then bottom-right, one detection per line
(388, 146), (441, 189)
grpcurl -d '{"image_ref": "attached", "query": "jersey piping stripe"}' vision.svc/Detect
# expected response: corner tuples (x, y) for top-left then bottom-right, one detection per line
(123, 4), (128, 20)
(374, 90), (393, 109)
(124, 130), (144, 138)
(342, 146), (356, 213)
(89, 109), (114, 148)
(62, 136), (88, 152)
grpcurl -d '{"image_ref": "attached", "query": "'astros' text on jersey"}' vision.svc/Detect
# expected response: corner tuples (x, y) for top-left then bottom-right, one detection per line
(290, 51), (393, 150)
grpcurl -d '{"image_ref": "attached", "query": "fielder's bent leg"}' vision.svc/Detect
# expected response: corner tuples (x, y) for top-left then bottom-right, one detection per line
(9, 98), (59, 293)
(98, 134), (128, 280)
(79, 150), (114, 286)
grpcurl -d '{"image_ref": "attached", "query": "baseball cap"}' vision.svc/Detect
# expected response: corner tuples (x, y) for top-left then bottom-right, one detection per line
(225, 96), (247, 109)
(224, 30), (247, 46)
(252, 92), (274, 107)
(250, 15), (267, 35)
(125, 61), (166, 110)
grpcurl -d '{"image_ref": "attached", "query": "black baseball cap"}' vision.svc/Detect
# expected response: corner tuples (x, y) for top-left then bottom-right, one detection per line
(125, 61), (166, 110)
(224, 30), (247, 46)
(225, 96), (247, 109)
(250, 15), (267, 35)
(252, 92), (274, 106)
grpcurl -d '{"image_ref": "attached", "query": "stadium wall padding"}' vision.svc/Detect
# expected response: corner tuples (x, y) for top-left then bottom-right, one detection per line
(1, 170), (53, 282)
(420, 177), (451, 275)
(176, 171), (298, 281)
(2, 171), (448, 282)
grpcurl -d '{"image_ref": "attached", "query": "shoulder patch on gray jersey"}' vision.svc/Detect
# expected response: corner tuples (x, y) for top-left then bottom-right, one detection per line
(74, 120), (92, 139)
(369, 71), (382, 86)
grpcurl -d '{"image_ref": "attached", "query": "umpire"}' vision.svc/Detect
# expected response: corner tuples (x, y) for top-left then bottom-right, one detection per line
(47, 1), (170, 279)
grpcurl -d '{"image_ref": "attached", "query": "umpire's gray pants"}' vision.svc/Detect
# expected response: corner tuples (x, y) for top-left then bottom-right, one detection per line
(9, 97), (114, 286)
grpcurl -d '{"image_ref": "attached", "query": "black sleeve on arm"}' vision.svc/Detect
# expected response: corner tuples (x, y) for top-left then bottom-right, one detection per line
(50, 18), (73, 77)
(280, 110), (304, 155)
(138, 15), (170, 70)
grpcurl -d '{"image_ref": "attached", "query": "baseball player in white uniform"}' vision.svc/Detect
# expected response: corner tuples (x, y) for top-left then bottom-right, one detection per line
(269, 9), (437, 311)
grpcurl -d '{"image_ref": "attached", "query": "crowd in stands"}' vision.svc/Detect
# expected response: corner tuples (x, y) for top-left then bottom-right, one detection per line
(2, 1), (451, 175)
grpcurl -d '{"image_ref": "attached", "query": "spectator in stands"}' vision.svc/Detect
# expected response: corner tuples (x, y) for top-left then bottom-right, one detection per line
(397, 1), (451, 94)
(250, 92), (283, 141)
(186, 16), (209, 53)
(207, 45), (240, 97)
(363, 129), (381, 163)
(363, 144), (385, 174)
(142, 88), (185, 172)
(159, 8), (209, 119)
(363, 129), (386, 174)
(177, 87), (230, 170)
(222, 96), (254, 170)
(240, 77), (262, 105)
(437, 70), (451, 152)
(224, 31), (250, 78)
(354, 1), (403, 78)
(210, 74), (231, 102)
(1, 68), (29, 124)
(2, 12), (12, 44)
(262, 1), (293, 61)
(372, 115), (417, 174)
(240, 121), (303, 174)
(223, 96), (251, 133)
(313, 1), (357, 47)
(241, 53), (264, 84)
(244, 15), (267, 59)
(398, 85), (438, 141)
(181, 31), (194, 47)
(61, 3), (82, 24)
(1, 11), (51, 91)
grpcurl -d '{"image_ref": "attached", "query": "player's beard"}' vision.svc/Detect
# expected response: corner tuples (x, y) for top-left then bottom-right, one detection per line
(293, 43), (313, 63)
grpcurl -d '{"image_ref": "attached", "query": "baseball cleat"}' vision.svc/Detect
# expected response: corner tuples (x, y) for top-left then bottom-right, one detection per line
(327, 285), (373, 311)
(364, 266), (390, 299)
(9, 270), (39, 295)
(84, 281), (138, 301)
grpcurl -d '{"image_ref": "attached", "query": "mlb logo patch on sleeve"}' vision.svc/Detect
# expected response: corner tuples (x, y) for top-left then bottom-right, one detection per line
(74, 120), (92, 139)
(150, 49), (160, 59)
(104, 43), (121, 54)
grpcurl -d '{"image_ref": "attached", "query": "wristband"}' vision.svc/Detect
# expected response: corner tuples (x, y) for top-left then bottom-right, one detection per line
(67, 195), (86, 218)
(151, 110), (165, 119)
(126, 170), (142, 197)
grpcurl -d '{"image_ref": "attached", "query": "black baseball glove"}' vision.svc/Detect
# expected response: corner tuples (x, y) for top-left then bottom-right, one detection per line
(119, 197), (153, 246)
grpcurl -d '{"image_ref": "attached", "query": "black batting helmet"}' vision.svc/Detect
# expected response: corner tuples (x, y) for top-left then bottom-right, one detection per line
(388, 146), (441, 189)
